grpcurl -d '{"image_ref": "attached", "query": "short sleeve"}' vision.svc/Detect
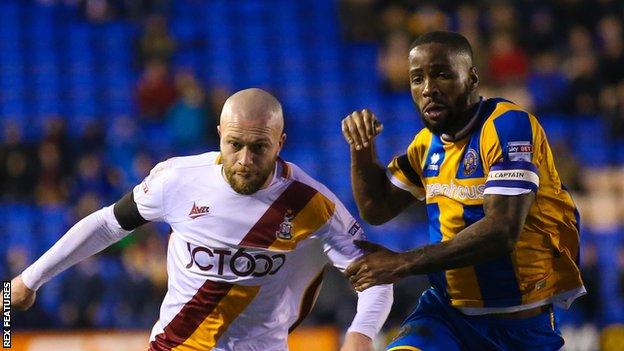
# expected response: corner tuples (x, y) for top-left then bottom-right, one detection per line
(481, 109), (540, 196)
(321, 199), (367, 271)
(386, 135), (426, 200)
(132, 159), (174, 222)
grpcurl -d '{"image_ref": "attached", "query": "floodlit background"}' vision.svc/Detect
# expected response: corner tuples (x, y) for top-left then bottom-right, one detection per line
(1, 0), (623, 350)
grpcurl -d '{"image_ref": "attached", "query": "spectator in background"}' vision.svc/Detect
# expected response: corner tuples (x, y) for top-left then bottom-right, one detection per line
(486, 2), (518, 37)
(165, 71), (212, 152)
(338, 0), (377, 42)
(35, 141), (68, 205)
(79, 0), (119, 23)
(487, 31), (528, 86)
(564, 52), (603, 115)
(577, 242), (602, 324)
(59, 257), (105, 328)
(378, 31), (411, 93)
(41, 117), (73, 170)
(78, 120), (106, 156)
(455, 4), (489, 85)
(70, 153), (116, 203)
(116, 226), (167, 328)
(377, 3), (410, 39)
(527, 51), (568, 114)
(136, 59), (177, 122)
(137, 14), (176, 67)
(598, 15), (624, 86)
(0, 122), (38, 202)
(406, 3), (449, 37)
(525, 6), (559, 54)
(551, 141), (586, 193)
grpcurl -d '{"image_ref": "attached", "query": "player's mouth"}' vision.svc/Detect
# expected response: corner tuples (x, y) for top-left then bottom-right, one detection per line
(235, 171), (254, 177)
(423, 103), (448, 121)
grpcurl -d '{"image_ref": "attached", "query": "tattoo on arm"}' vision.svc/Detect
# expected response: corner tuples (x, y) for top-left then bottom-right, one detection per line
(351, 146), (415, 224)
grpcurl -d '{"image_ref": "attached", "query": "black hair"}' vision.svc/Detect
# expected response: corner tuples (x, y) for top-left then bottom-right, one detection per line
(410, 31), (474, 61)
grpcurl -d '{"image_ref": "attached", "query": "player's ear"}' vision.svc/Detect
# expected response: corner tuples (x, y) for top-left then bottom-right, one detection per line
(277, 133), (287, 154)
(469, 67), (479, 91)
(217, 125), (221, 137)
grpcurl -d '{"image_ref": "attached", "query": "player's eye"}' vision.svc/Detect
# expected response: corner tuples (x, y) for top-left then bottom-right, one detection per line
(438, 72), (452, 79)
(411, 76), (423, 84)
(230, 141), (242, 149)
(251, 144), (267, 153)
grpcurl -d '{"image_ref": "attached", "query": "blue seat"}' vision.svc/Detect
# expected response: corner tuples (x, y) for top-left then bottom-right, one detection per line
(37, 205), (69, 255)
(1, 204), (36, 260)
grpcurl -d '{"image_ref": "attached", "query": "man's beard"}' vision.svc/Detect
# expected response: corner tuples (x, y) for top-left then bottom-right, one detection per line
(223, 160), (276, 195)
(420, 113), (448, 135)
(418, 94), (470, 136)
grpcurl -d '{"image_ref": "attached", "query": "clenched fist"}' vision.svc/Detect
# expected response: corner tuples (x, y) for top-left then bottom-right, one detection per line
(341, 109), (383, 150)
(10, 275), (36, 311)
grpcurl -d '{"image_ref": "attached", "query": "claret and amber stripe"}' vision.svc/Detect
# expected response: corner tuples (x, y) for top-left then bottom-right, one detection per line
(269, 191), (335, 251)
(239, 180), (319, 249)
(150, 280), (260, 351)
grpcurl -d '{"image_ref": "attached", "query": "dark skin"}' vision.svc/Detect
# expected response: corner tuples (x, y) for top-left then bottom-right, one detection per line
(341, 42), (536, 292)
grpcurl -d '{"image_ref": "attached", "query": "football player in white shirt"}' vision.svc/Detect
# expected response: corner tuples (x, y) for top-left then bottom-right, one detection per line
(11, 88), (393, 351)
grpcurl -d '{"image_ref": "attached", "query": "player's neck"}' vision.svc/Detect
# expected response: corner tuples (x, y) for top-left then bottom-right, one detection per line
(441, 96), (483, 142)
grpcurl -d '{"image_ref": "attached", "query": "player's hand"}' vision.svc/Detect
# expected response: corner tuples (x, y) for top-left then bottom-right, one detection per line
(345, 240), (408, 292)
(10, 275), (36, 311)
(340, 332), (375, 351)
(342, 109), (383, 150)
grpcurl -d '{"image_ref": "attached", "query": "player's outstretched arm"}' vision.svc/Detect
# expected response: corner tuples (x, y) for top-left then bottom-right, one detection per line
(11, 192), (147, 310)
(10, 275), (35, 311)
(342, 109), (415, 225)
(346, 193), (535, 291)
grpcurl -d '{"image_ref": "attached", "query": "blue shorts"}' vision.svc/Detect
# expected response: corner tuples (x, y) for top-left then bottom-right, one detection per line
(386, 288), (564, 351)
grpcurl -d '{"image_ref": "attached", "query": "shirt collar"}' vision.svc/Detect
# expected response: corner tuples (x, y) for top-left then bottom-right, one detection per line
(441, 97), (484, 142)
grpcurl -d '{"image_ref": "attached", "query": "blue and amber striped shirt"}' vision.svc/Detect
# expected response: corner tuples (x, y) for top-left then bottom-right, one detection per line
(387, 97), (585, 314)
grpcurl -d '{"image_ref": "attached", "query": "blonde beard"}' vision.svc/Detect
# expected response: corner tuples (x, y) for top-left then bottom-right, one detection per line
(222, 160), (275, 195)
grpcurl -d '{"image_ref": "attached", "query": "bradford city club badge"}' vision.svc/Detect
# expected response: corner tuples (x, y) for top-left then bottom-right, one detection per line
(463, 148), (479, 176)
(276, 209), (295, 240)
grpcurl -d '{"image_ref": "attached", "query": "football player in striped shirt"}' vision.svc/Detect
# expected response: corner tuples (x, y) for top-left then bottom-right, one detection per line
(342, 31), (584, 350)
(11, 88), (393, 351)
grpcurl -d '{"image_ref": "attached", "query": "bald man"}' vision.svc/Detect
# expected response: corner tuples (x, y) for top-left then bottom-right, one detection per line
(10, 88), (393, 351)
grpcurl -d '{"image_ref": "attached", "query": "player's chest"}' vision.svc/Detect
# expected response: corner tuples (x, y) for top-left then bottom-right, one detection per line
(420, 136), (486, 203)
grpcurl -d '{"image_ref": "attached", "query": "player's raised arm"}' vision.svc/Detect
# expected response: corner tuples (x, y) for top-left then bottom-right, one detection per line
(342, 109), (417, 225)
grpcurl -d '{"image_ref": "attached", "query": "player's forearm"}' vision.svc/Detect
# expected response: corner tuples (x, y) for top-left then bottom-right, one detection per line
(402, 216), (516, 275)
(21, 205), (131, 290)
(350, 145), (395, 224)
(347, 284), (393, 339)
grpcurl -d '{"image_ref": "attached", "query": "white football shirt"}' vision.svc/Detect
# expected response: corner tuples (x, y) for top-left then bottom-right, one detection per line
(133, 152), (389, 351)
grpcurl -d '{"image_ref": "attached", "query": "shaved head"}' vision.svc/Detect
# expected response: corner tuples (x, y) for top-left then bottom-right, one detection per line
(220, 88), (284, 133)
(218, 88), (287, 195)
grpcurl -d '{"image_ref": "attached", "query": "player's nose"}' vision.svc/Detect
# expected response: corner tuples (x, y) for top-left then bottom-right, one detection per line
(238, 147), (254, 166)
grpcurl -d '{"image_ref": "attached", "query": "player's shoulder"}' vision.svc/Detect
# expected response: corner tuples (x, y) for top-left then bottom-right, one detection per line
(482, 97), (538, 126)
(159, 151), (222, 171)
(282, 160), (339, 204)
(407, 127), (432, 151)
(146, 151), (221, 182)
(480, 97), (541, 139)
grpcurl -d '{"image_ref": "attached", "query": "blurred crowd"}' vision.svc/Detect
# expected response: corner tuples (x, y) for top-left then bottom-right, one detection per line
(3, 1), (226, 329)
(1, 1), (623, 347)
(341, 0), (624, 143)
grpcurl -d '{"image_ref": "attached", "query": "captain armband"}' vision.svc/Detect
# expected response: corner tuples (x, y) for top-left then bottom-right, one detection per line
(484, 161), (539, 196)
